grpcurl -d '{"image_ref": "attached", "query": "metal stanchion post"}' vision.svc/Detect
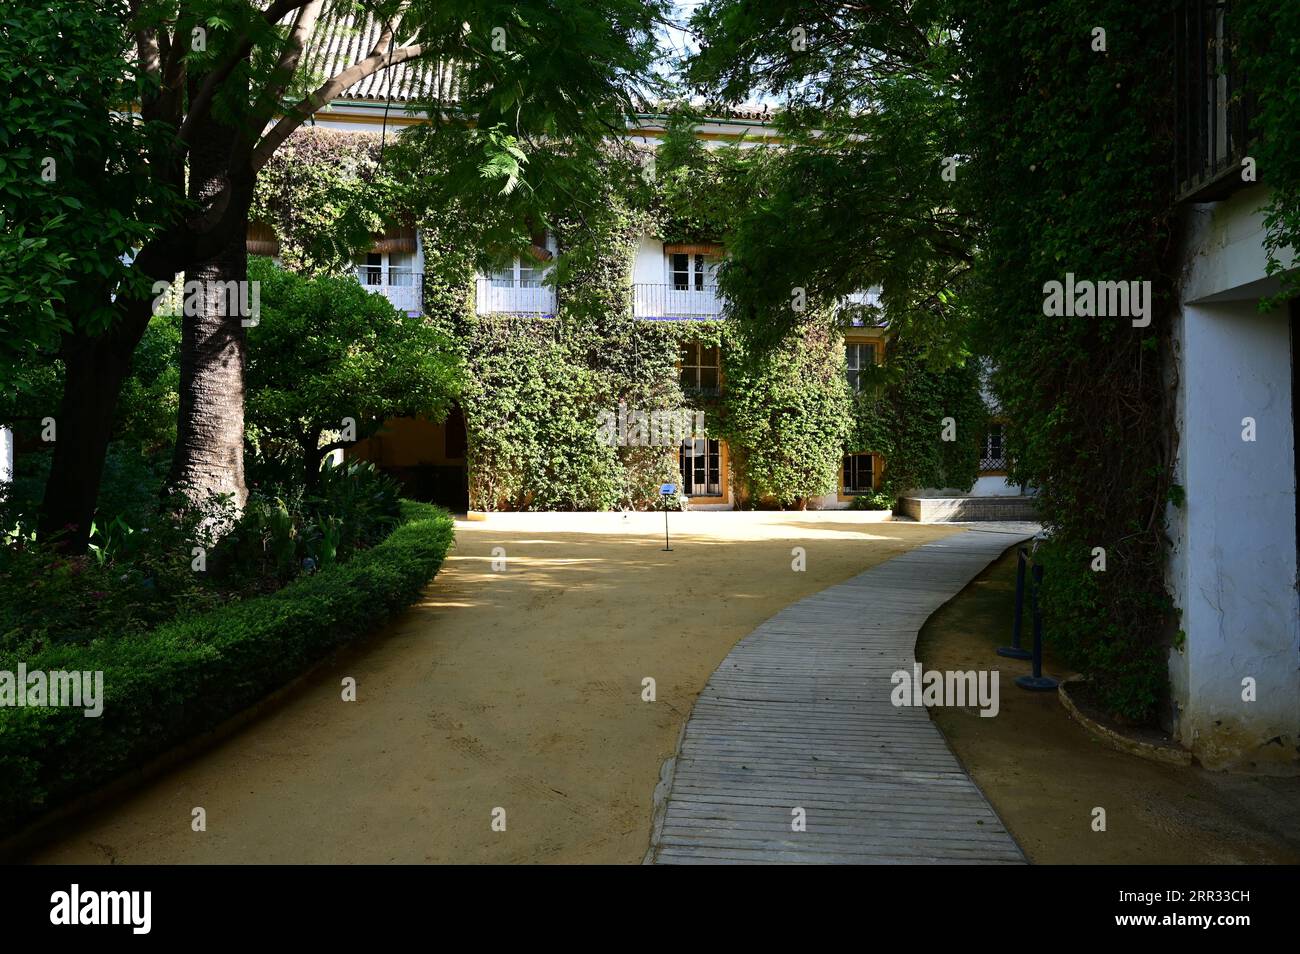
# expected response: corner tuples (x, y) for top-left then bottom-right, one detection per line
(1016, 562), (1059, 691)
(997, 546), (1033, 660)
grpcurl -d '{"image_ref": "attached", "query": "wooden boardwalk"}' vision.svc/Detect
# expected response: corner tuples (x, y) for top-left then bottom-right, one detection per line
(648, 527), (1034, 864)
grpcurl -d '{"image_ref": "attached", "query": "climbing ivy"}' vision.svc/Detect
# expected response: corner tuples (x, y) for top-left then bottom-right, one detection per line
(1236, 0), (1300, 303)
(717, 315), (852, 507)
(254, 124), (983, 515)
(961, 0), (1178, 721)
(851, 341), (986, 501)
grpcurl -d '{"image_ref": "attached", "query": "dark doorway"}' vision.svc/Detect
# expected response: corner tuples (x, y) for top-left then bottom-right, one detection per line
(445, 405), (468, 459)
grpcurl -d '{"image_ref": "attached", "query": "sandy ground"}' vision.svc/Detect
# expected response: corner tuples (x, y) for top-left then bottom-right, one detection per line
(916, 549), (1300, 864)
(27, 510), (960, 864)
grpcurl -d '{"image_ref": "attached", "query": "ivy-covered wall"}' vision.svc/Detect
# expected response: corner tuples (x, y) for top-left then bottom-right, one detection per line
(253, 126), (986, 514)
(718, 315), (852, 508)
(962, 1), (1178, 722)
(853, 341), (987, 500)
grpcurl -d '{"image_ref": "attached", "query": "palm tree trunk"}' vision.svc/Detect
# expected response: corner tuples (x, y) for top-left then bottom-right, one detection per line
(168, 112), (252, 513)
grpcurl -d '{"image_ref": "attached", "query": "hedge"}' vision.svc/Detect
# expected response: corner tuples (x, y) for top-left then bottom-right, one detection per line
(0, 501), (454, 836)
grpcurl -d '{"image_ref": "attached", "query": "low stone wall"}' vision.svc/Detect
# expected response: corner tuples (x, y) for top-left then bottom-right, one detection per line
(897, 495), (1039, 522)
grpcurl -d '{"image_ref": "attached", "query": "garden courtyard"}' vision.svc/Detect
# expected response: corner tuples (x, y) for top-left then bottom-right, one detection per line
(19, 510), (1298, 866)
(25, 512), (962, 864)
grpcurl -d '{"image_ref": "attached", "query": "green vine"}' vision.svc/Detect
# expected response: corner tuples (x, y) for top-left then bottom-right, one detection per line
(1236, 0), (1300, 304)
(253, 125), (985, 517)
(962, 0), (1178, 721)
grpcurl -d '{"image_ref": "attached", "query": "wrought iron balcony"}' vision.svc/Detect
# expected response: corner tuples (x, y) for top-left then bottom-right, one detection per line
(475, 278), (557, 316)
(356, 266), (423, 314)
(633, 283), (724, 320)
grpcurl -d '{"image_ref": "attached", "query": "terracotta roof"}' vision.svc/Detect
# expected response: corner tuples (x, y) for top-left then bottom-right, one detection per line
(298, 8), (459, 104)
(297, 11), (774, 125)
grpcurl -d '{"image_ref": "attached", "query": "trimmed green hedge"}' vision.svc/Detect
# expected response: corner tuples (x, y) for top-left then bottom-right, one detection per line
(0, 501), (454, 836)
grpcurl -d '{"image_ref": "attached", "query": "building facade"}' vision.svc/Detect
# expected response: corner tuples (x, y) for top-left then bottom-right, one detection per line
(1164, 0), (1299, 771)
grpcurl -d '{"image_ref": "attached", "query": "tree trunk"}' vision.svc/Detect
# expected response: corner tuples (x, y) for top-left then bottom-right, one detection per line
(303, 430), (322, 490)
(37, 330), (137, 550)
(168, 112), (253, 514)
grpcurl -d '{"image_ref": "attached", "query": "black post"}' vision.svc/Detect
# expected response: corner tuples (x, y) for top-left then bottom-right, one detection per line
(998, 546), (1032, 659)
(662, 499), (672, 552)
(1016, 562), (1058, 691)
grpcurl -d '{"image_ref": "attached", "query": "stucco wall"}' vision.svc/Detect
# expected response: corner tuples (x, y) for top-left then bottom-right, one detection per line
(1168, 186), (1299, 773)
(632, 234), (664, 285)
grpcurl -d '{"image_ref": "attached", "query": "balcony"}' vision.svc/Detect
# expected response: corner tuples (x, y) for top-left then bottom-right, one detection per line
(475, 278), (557, 316)
(634, 283), (724, 320)
(1174, 0), (1257, 202)
(357, 266), (422, 314)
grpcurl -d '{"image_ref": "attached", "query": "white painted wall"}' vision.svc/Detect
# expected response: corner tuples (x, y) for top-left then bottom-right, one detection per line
(0, 426), (12, 484)
(1167, 185), (1299, 773)
(970, 476), (1030, 497)
(632, 234), (665, 285)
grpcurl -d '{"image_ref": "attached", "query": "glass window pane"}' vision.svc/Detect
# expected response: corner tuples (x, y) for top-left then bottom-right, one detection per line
(698, 366), (718, 392)
(671, 254), (690, 290)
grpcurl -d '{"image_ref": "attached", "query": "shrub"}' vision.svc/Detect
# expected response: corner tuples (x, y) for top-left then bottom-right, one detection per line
(848, 492), (893, 511)
(0, 460), (408, 655)
(0, 501), (454, 836)
(244, 257), (461, 490)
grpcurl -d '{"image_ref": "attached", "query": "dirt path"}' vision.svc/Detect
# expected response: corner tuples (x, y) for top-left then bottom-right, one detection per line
(916, 549), (1300, 864)
(28, 512), (958, 864)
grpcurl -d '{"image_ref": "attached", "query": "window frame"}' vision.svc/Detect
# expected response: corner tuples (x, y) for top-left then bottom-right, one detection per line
(669, 252), (714, 292)
(845, 341), (878, 393)
(980, 422), (1008, 473)
(680, 437), (723, 497)
(841, 453), (876, 495)
(679, 340), (721, 395)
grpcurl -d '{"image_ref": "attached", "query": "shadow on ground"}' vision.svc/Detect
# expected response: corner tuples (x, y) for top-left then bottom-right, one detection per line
(916, 549), (1300, 864)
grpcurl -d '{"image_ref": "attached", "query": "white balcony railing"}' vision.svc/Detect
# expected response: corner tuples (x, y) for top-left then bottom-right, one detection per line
(356, 266), (422, 314)
(634, 283), (724, 319)
(475, 278), (557, 316)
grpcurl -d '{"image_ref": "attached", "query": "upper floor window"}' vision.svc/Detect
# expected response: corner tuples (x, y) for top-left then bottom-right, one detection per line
(355, 249), (421, 314)
(680, 340), (720, 394)
(845, 342), (877, 393)
(490, 257), (544, 288)
(1174, 0), (1256, 202)
(670, 252), (710, 291)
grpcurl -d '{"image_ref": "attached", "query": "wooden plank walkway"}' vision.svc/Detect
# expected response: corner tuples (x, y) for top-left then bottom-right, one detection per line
(648, 527), (1035, 865)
